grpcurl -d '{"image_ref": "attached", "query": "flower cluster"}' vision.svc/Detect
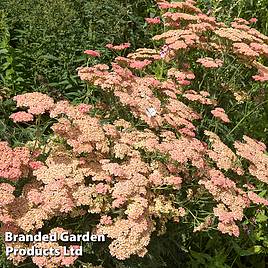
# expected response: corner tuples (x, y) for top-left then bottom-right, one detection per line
(9, 111), (34, 123)
(105, 43), (131, 51)
(234, 136), (268, 184)
(0, 142), (30, 181)
(84, 50), (101, 57)
(13, 92), (54, 115)
(196, 57), (223, 68)
(145, 17), (161, 24)
(211, 107), (230, 123)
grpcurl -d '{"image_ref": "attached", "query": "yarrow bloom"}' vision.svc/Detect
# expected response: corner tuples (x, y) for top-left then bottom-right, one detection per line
(76, 103), (92, 113)
(249, 18), (258, 23)
(0, 183), (15, 206)
(84, 49), (101, 57)
(196, 57), (223, 68)
(145, 17), (161, 24)
(29, 161), (44, 170)
(100, 215), (113, 225)
(211, 107), (230, 123)
(0, 142), (30, 181)
(252, 70), (268, 82)
(95, 183), (109, 194)
(9, 112), (34, 123)
(13, 93), (54, 115)
(105, 43), (131, 51)
(129, 59), (152, 70)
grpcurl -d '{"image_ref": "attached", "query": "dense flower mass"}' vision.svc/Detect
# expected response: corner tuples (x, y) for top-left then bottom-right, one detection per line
(1, 0), (268, 267)
(0, 142), (30, 181)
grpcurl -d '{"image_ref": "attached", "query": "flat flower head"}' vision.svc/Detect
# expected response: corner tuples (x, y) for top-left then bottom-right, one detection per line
(9, 111), (34, 123)
(145, 17), (161, 24)
(13, 92), (54, 115)
(105, 43), (131, 51)
(249, 18), (257, 23)
(84, 49), (101, 57)
(211, 107), (230, 123)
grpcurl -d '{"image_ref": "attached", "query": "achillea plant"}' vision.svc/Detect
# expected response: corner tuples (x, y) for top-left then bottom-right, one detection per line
(0, 0), (268, 266)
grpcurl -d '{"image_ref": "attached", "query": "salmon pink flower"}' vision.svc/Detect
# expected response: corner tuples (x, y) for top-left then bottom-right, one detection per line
(145, 17), (161, 24)
(29, 161), (44, 170)
(211, 107), (230, 123)
(9, 111), (34, 123)
(249, 18), (257, 23)
(84, 49), (101, 57)
(105, 43), (131, 51)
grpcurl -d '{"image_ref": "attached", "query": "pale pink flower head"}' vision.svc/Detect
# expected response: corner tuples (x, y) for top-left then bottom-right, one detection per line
(234, 18), (249, 25)
(252, 70), (268, 82)
(105, 43), (131, 51)
(29, 161), (44, 170)
(26, 188), (43, 205)
(112, 196), (126, 208)
(9, 111), (34, 123)
(105, 43), (113, 49)
(178, 79), (191, 86)
(0, 183), (15, 206)
(60, 252), (79, 266)
(196, 57), (223, 68)
(95, 183), (109, 194)
(178, 207), (186, 217)
(0, 142), (30, 181)
(129, 59), (152, 70)
(211, 107), (230, 123)
(76, 103), (92, 113)
(100, 215), (113, 225)
(145, 17), (161, 24)
(13, 92), (54, 115)
(179, 127), (195, 137)
(249, 18), (258, 23)
(248, 191), (268, 206)
(84, 49), (101, 57)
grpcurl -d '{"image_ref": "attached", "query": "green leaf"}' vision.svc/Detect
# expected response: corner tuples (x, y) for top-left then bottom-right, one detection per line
(232, 241), (264, 256)
(0, 49), (8, 54)
(256, 213), (268, 223)
(190, 250), (211, 264)
(39, 54), (59, 61)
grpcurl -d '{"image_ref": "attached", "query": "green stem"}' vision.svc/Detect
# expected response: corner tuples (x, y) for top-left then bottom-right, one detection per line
(227, 99), (268, 137)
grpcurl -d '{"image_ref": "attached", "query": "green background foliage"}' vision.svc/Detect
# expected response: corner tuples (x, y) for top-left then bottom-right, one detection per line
(0, 0), (157, 97)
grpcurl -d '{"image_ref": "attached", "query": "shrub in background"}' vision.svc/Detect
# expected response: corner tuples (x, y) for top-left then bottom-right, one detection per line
(0, 0), (157, 97)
